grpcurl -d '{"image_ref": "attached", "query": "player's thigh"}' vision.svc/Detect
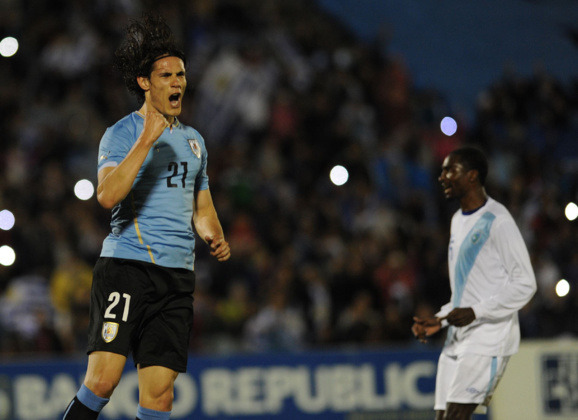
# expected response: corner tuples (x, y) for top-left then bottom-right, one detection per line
(134, 291), (194, 372)
(435, 352), (456, 411)
(87, 258), (149, 356)
(84, 351), (127, 397)
(138, 365), (179, 408)
(450, 353), (508, 405)
(133, 267), (196, 372)
(443, 402), (477, 420)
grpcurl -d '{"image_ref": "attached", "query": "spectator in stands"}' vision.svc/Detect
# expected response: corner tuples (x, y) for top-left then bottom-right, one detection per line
(244, 285), (307, 352)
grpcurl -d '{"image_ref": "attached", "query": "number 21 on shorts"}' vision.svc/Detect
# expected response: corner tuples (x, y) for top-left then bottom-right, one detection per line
(104, 292), (131, 322)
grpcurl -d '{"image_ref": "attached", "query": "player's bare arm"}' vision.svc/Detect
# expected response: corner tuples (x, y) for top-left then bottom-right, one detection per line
(97, 111), (169, 209)
(193, 189), (230, 261)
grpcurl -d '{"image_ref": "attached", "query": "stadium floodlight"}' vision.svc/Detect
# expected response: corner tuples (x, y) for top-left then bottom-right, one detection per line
(556, 279), (570, 298)
(0, 36), (19, 57)
(0, 245), (16, 266)
(74, 179), (95, 200)
(0, 209), (15, 230)
(330, 165), (349, 186)
(565, 202), (578, 221)
(440, 116), (457, 136)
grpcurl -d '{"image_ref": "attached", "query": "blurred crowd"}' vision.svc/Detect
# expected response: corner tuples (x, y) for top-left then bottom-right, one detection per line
(1, 0), (578, 357)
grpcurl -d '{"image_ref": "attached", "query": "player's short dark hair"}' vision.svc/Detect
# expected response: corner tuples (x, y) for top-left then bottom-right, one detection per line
(113, 14), (187, 104)
(450, 146), (489, 185)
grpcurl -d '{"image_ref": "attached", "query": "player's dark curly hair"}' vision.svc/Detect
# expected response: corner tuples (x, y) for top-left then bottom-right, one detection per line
(450, 146), (489, 186)
(114, 14), (187, 105)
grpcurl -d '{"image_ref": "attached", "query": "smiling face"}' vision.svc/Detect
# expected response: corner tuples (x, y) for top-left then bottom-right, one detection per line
(138, 56), (186, 123)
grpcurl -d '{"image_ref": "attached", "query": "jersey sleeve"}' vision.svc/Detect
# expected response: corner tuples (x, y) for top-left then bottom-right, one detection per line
(97, 123), (134, 172)
(435, 301), (454, 328)
(471, 217), (537, 320)
(194, 130), (210, 191)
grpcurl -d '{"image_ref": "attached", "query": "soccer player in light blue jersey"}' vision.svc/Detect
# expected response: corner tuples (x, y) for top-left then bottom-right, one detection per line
(62, 14), (230, 420)
(412, 147), (536, 420)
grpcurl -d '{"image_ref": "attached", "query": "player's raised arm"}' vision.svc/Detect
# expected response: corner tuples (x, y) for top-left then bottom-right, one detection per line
(97, 111), (169, 209)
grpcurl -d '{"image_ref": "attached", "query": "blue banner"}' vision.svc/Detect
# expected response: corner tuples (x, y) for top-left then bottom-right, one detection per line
(0, 348), (443, 420)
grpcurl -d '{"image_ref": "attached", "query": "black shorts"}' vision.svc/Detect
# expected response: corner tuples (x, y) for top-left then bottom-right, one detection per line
(87, 257), (195, 372)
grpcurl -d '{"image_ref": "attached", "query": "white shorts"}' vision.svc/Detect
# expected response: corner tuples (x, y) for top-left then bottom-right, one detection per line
(434, 352), (510, 414)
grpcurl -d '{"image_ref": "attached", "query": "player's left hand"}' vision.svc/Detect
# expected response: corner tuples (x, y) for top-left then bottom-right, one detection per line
(444, 307), (475, 327)
(206, 236), (231, 261)
(411, 316), (442, 343)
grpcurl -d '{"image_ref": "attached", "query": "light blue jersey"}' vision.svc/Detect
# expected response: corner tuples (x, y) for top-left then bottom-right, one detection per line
(97, 112), (209, 270)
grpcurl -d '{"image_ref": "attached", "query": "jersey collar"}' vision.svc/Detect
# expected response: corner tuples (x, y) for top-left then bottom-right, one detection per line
(134, 111), (180, 128)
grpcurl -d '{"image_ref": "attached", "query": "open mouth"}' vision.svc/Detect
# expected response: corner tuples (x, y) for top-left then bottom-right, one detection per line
(169, 93), (181, 107)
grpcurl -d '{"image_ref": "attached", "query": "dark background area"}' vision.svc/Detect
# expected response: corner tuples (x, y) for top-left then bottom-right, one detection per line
(1, 0), (577, 357)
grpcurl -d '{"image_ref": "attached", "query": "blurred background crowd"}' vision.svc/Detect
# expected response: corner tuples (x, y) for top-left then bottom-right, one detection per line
(1, 0), (578, 357)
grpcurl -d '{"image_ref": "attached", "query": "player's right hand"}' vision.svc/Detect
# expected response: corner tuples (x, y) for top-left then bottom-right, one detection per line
(444, 307), (475, 327)
(142, 111), (170, 145)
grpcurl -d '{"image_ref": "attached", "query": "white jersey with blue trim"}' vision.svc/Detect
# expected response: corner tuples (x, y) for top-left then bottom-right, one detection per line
(436, 197), (536, 357)
(97, 111), (209, 271)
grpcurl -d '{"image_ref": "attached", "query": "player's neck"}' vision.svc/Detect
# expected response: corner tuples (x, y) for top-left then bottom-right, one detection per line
(138, 104), (176, 125)
(460, 189), (488, 214)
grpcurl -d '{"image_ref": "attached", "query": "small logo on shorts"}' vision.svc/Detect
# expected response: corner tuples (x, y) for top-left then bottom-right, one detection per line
(102, 322), (119, 343)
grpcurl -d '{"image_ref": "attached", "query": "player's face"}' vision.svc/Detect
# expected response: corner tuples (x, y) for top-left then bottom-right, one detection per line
(146, 56), (187, 121)
(438, 154), (470, 200)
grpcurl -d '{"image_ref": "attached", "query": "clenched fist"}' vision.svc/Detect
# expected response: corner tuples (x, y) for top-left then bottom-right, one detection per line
(142, 111), (170, 146)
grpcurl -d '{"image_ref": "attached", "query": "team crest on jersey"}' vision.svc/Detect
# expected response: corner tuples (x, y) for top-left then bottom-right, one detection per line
(471, 232), (480, 243)
(188, 139), (201, 158)
(102, 322), (119, 343)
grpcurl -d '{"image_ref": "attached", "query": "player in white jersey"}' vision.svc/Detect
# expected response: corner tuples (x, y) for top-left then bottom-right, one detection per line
(62, 14), (230, 420)
(412, 146), (536, 420)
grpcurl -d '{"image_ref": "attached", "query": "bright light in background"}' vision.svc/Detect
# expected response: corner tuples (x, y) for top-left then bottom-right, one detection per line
(74, 179), (95, 200)
(0, 245), (16, 266)
(565, 202), (578, 221)
(0, 210), (15, 231)
(556, 279), (570, 297)
(440, 116), (457, 136)
(0, 37), (19, 57)
(330, 165), (349, 186)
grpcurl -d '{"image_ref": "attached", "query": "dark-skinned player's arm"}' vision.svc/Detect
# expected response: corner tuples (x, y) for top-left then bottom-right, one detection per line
(411, 316), (443, 343)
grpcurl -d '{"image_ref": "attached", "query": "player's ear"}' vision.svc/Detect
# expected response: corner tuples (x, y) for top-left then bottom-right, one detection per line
(137, 76), (150, 91)
(468, 169), (479, 184)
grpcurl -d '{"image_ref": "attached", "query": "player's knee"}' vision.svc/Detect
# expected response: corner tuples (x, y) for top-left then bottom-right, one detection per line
(443, 403), (474, 420)
(141, 388), (175, 411)
(443, 412), (467, 420)
(84, 375), (121, 398)
(157, 391), (175, 411)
